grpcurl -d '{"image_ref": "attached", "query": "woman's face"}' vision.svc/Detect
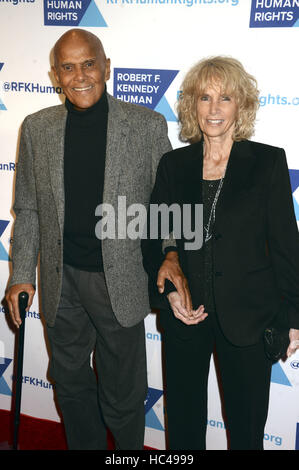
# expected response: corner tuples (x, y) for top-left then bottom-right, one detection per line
(196, 84), (238, 142)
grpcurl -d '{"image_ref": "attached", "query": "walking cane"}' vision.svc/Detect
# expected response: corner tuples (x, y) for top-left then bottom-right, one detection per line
(12, 291), (29, 451)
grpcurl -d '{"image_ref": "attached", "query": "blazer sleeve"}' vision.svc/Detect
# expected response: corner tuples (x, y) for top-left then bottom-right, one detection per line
(142, 153), (177, 307)
(267, 148), (299, 328)
(8, 117), (40, 289)
(149, 114), (177, 295)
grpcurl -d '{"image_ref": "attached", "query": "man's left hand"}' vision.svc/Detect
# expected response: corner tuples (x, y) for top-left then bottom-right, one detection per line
(157, 251), (193, 314)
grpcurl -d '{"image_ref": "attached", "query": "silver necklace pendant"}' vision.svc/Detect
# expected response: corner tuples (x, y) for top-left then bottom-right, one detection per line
(204, 170), (226, 244)
(204, 226), (213, 243)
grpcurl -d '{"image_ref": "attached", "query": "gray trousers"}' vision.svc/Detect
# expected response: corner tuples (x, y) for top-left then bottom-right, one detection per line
(46, 264), (148, 450)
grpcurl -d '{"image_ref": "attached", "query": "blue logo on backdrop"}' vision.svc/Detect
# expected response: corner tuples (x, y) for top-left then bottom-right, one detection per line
(0, 96), (6, 110)
(0, 62), (7, 111)
(0, 358), (12, 397)
(289, 170), (299, 221)
(271, 362), (292, 386)
(0, 97), (7, 111)
(250, 0), (299, 28)
(145, 387), (164, 431)
(114, 68), (179, 122)
(0, 220), (10, 261)
(44, 0), (107, 26)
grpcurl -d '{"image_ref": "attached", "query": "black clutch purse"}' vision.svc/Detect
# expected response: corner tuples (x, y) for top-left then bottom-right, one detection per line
(263, 308), (290, 363)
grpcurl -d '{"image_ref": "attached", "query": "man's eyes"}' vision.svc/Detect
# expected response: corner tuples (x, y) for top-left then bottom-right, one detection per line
(62, 64), (73, 72)
(61, 61), (95, 72)
(84, 61), (95, 68)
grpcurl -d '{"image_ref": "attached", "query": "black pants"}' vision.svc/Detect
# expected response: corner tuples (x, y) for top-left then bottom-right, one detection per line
(46, 264), (147, 450)
(160, 308), (272, 450)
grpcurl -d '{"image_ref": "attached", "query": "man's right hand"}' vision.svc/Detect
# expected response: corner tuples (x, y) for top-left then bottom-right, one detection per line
(5, 284), (35, 328)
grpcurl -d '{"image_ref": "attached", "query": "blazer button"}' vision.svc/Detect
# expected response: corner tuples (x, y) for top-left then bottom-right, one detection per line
(215, 271), (223, 277)
(56, 267), (60, 273)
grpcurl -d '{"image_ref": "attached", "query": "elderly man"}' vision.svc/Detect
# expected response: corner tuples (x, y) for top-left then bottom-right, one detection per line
(5, 29), (188, 450)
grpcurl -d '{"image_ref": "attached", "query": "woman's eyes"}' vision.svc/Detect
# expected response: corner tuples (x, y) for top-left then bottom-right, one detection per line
(199, 95), (231, 102)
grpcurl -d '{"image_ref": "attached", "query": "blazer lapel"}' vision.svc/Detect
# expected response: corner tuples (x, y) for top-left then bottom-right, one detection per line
(176, 141), (204, 276)
(177, 141), (203, 205)
(46, 105), (67, 235)
(215, 140), (257, 221)
(103, 95), (130, 205)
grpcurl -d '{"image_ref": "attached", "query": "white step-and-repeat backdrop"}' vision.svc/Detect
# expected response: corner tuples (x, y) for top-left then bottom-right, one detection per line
(0, 0), (299, 450)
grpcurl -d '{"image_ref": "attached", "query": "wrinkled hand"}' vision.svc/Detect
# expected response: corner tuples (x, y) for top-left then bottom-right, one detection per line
(157, 251), (193, 313)
(5, 283), (35, 328)
(287, 328), (299, 358)
(167, 291), (208, 326)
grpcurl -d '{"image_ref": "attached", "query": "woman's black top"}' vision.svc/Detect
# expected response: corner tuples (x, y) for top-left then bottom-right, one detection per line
(202, 178), (221, 313)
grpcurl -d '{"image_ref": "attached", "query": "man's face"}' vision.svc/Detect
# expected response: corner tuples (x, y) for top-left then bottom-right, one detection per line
(53, 35), (110, 111)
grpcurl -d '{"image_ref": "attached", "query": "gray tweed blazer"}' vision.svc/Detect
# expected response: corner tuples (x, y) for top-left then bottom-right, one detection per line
(9, 94), (172, 327)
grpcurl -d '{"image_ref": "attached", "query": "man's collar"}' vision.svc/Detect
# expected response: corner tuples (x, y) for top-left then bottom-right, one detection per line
(65, 86), (108, 116)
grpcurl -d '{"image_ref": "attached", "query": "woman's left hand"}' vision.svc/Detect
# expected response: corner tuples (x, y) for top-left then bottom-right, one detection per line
(287, 328), (299, 358)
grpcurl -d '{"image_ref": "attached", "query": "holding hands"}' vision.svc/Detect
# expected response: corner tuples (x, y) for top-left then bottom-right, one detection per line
(157, 250), (208, 325)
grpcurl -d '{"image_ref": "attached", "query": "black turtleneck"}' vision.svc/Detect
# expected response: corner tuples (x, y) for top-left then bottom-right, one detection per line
(63, 90), (108, 272)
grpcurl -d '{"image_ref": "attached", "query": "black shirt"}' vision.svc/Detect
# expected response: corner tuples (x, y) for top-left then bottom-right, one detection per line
(63, 91), (108, 271)
(202, 178), (220, 313)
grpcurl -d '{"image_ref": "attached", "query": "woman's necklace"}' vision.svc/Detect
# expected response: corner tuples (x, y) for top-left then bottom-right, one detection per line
(203, 157), (227, 244)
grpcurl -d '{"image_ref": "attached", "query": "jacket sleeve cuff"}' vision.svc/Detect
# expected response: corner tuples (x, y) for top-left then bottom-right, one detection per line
(164, 246), (178, 255)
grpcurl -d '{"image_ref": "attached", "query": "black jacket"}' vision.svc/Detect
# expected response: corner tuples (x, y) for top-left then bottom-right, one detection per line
(142, 139), (299, 346)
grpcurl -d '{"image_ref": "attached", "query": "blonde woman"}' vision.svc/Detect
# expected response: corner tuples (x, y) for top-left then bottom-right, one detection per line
(142, 57), (299, 450)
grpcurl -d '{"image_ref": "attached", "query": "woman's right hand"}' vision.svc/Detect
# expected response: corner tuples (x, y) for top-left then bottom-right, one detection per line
(167, 291), (208, 325)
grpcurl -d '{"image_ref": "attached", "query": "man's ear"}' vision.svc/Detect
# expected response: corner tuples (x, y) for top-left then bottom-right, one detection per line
(52, 65), (60, 85)
(105, 58), (111, 82)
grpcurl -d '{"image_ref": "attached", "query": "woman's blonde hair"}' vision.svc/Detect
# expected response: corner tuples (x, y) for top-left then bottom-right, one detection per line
(177, 56), (260, 143)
